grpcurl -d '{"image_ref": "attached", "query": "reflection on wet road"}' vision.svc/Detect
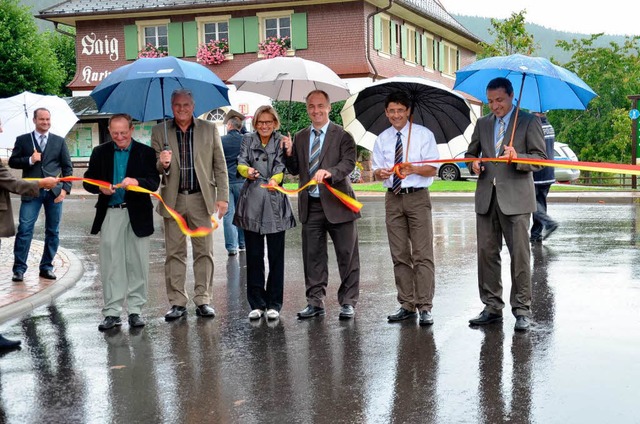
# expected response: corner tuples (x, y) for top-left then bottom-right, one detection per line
(1, 197), (639, 423)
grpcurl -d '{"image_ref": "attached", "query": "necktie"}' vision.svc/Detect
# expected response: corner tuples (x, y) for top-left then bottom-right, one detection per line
(392, 131), (403, 194)
(39, 134), (47, 152)
(309, 129), (322, 195)
(495, 118), (505, 157)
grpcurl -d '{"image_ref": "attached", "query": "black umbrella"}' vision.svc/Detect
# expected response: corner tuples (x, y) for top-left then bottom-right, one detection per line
(341, 76), (476, 159)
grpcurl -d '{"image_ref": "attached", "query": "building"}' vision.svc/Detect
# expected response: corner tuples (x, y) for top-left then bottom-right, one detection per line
(36, 0), (481, 162)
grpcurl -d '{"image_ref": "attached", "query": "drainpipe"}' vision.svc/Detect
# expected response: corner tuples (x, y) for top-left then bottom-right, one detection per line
(54, 22), (75, 38)
(365, 0), (394, 82)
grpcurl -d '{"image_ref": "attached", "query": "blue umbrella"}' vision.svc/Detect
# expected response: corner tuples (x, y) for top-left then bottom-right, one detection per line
(453, 54), (597, 112)
(90, 56), (230, 122)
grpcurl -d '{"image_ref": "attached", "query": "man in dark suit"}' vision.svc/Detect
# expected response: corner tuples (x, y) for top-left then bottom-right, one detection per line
(221, 110), (246, 256)
(83, 114), (160, 331)
(284, 89), (361, 320)
(9, 108), (73, 282)
(465, 77), (547, 331)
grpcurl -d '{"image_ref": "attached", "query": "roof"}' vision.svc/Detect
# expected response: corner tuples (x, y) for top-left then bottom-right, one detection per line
(38, 0), (478, 41)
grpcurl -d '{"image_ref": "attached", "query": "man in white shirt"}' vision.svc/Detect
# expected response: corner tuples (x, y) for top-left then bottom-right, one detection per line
(372, 91), (440, 325)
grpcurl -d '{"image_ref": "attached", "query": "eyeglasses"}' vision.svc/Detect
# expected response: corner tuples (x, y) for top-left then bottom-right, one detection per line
(256, 120), (274, 126)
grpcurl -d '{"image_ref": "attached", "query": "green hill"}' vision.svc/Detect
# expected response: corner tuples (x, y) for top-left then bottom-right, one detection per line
(453, 14), (629, 64)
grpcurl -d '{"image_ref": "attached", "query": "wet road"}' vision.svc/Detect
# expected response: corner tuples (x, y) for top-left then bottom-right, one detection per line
(1, 196), (639, 423)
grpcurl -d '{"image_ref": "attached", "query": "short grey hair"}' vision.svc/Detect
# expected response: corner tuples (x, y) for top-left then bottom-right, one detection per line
(227, 116), (243, 130)
(171, 89), (194, 104)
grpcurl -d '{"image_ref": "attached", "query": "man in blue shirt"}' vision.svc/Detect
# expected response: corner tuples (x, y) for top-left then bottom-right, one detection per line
(221, 110), (246, 256)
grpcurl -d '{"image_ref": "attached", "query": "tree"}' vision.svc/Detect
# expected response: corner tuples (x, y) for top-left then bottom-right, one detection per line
(0, 0), (65, 97)
(44, 25), (77, 96)
(549, 35), (640, 164)
(479, 10), (538, 58)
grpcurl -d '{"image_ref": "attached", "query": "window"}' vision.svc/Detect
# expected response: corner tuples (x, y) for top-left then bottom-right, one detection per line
(205, 108), (225, 122)
(406, 26), (418, 64)
(143, 25), (168, 49)
(380, 16), (391, 54)
(374, 14), (396, 55)
(423, 33), (435, 70)
(265, 16), (291, 39)
(442, 42), (459, 75)
(197, 16), (231, 44)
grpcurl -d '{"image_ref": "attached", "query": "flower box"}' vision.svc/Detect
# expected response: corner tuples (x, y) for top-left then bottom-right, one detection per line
(196, 39), (229, 65)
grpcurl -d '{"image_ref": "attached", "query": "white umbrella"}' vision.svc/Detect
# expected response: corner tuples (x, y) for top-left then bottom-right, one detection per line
(228, 57), (350, 103)
(0, 91), (79, 149)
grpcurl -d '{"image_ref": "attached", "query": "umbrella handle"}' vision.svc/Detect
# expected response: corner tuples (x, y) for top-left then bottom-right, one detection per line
(507, 73), (526, 149)
(405, 114), (413, 163)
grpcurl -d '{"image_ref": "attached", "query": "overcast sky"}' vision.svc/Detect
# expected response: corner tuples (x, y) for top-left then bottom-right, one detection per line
(442, 0), (639, 36)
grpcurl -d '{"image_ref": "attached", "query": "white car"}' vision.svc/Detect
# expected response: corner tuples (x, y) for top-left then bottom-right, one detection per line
(554, 142), (580, 182)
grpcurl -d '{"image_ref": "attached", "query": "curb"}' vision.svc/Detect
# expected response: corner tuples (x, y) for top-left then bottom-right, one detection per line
(0, 246), (85, 324)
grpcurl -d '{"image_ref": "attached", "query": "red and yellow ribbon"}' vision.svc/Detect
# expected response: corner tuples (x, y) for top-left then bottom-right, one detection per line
(393, 157), (640, 177)
(58, 177), (218, 237)
(260, 180), (363, 213)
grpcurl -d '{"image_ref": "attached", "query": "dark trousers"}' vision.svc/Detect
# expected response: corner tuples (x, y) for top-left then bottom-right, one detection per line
(531, 184), (556, 239)
(301, 199), (360, 308)
(245, 229), (286, 312)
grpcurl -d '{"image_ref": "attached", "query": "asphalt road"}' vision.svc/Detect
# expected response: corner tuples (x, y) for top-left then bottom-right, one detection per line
(0, 196), (639, 423)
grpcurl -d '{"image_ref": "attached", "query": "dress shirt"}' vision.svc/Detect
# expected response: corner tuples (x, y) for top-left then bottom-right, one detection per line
(372, 122), (439, 189)
(308, 121), (330, 198)
(494, 107), (515, 147)
(109, 144), (130, 206)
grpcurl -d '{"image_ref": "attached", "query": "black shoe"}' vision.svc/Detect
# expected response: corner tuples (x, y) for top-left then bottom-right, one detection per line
(468, 310), (503, 326)
(514, 315), (531, 331)
(387, 307), (417, 322)
(339, 304), (355, 319)
(542, 223), (558, 240)
(39, 269), (57, 280)
(165, 305), (187, 321)
(530, 236), (542, 243)
(195, 304), (216, 318)
(297, 305), (325, 319)
(98, 316), (122, 331)
(128, 314), (145, 327)
(228, 251), (237, 256)
(0, 335), (21, 350)
(419, 310), (434, 326)
(11, 272), (23, 282)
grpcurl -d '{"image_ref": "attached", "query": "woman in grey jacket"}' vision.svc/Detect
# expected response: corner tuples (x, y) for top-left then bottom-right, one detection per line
(233, 105), (296, 320)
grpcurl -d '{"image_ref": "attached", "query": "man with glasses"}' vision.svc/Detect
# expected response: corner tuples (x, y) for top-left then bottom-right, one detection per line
(152, 89), (229, 321)
(284, 89), (361, 320)
(83, 114), (160, 330)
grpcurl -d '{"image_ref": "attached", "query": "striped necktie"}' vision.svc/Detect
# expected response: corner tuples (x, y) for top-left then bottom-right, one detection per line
(39, 134), (47, 152)
(309, 129), (322, 194)
(495, 118), (505, 157)
(392, 131), (403, 194)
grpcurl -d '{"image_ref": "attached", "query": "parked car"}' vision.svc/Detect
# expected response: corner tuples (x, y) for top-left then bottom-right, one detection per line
(437, 142), (581, 182)
(554, 142), (580, 182)
(438, 151), (473, 181)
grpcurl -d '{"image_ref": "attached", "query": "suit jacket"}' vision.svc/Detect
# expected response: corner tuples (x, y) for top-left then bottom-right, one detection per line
(9, 132), (73, 199)
(83, 140), (160, 237)
(151, 118), (229, 218)
(465, 110), (547, 215)
(0, 163), (39, 237)
(221, 129), (245, 184)
(286, 122), (360, 224)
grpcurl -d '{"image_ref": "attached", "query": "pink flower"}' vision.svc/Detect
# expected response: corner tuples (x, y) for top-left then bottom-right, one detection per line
(258, 36), (291, 58)
(196, 39), (229, 65)
(138, 43), (168, 58)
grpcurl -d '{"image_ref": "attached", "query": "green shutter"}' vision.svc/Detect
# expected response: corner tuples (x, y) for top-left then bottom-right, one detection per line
(183, 21), (198, 57)
(229, 17), (245, 54)
(244, 16), (259, 53)
(438, 40), (445, 71)
(168, 22), (184, 57)
(421, 34), (427, 66)
(400, 25), (407, 60)
(124, 25), (139, 60)
(390, 21), (396, 55)
(291, 12), (307, 50)
(415, 31), (420, 63)
(373, 15), (381, 51)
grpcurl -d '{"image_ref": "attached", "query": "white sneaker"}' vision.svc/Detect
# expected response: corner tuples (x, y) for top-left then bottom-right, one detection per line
(266, 309), (280, 320)
(248, 309), (264, 320)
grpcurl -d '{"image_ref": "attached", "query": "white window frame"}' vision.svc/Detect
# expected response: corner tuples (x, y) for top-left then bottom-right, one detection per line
(380, 14), (392, 55)
(196, 15), (231, 44)
(424, 32), (435, 72)
(136, 19), (170, 50)
(257, 10), (295, 57)
(404, 24), (418, 65)
(442, 41), (459, 76)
